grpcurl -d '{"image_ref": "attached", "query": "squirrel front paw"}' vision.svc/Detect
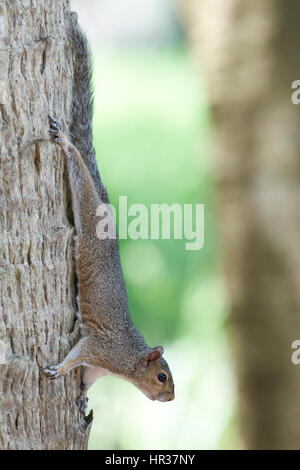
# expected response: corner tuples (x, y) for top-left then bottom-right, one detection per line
(43, 365), (61, 380)
(76, 392), (89, 415)
(48, 115), (63, 143)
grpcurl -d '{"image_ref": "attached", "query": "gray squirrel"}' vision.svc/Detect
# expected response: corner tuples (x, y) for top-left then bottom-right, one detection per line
(44, 14), (175, 414)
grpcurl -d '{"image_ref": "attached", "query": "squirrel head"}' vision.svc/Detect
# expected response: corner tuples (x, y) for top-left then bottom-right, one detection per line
(133, 346), (174, 402)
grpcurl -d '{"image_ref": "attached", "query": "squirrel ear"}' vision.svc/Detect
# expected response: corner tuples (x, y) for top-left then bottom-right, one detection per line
(154, 345), (164, 355)
(142, 346), (164, 368)
(147, 350), (161, 362)
(143, 348), (162, 367)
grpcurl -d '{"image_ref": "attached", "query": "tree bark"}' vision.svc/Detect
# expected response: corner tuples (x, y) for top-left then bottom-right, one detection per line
(0, 0), (90, 450)
(183, 0), (300, 449)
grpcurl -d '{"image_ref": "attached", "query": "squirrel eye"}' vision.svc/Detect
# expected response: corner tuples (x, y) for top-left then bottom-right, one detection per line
(157, 373), (167, 383)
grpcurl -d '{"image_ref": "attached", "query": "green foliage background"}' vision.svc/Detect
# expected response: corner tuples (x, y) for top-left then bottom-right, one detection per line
(88, 47), (236, 449)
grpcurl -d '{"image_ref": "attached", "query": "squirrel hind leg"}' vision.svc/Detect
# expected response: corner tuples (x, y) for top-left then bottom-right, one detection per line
(48, 115), (75, 156)
(48, 115), (63, 144)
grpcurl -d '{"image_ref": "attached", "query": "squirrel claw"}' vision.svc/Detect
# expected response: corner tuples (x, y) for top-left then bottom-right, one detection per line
(48, 115), (63, 143)
(43, 365), (61, 380)
(76, 393), (89, 415)
(48, 115), (62, 130)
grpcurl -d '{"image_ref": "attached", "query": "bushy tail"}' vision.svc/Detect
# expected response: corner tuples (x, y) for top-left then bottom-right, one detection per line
(68, 13), (103, 193)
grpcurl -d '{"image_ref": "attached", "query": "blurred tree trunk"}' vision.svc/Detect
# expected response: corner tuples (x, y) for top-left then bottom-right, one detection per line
(183, 0), (300, 449)
(0, 0), (90, 449)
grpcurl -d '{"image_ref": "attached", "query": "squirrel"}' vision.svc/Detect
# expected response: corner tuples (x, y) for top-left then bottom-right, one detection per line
(44, 14), (175, 414)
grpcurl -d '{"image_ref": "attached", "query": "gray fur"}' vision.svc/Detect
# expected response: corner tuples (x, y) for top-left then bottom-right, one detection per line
(44, 15), (174, 412)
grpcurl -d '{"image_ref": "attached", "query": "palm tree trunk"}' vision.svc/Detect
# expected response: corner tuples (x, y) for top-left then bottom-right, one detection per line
(0, 0), (90, 450)
(183, 0), (300, 449)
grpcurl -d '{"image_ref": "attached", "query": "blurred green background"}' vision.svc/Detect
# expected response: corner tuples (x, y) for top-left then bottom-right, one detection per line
(71, 0), (237, 450)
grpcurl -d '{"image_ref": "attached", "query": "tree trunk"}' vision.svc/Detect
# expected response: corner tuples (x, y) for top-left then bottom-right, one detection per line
(183, 0), (300, 449)
(0, 0), (90, 450)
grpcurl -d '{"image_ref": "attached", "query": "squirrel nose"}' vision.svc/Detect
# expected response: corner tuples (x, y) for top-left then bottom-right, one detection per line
(167, 394), (175, 402)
